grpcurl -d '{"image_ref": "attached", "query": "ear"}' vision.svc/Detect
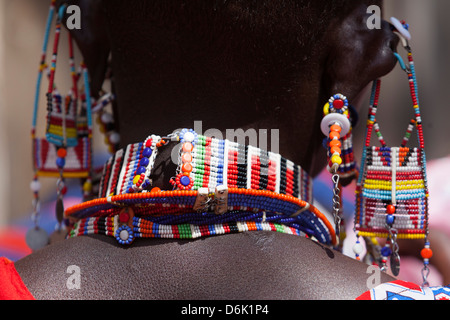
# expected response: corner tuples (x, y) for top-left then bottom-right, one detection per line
(323, 2), (399, 104)
(57, 0), (110, 98)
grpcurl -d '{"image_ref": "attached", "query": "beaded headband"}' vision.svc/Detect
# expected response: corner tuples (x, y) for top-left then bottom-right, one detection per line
(65, 129), (337, 246)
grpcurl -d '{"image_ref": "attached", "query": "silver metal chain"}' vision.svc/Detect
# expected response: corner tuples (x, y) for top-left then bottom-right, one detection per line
(331, 173), (341, 237)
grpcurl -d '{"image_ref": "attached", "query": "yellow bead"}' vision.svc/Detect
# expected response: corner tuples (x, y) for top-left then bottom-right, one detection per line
(82, 181), (92, 192)
(133, 175), (141, 184)
(323, 102), (330, 116)
(331, 155), (342, 165)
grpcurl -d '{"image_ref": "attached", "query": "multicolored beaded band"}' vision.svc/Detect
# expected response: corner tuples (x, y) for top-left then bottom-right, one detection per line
(65, 129), (337, 245)
(354, 77), (429, 240)
(66, 186), (335, 245)
(355, 146), (427, 238)
(98, 130), (313, 203)
(68, 211), (306, 245)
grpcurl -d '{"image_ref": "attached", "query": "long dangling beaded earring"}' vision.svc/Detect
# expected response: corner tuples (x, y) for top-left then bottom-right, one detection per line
(320, 93), (356, 248)
(353, 18), (431, 285)
(28, 2), (94, 249)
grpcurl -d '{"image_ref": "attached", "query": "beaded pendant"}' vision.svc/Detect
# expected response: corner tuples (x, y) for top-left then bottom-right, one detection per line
(28, 1), (95, 250)
(353, 20), (431, 283)
(31, 2), (93, 179)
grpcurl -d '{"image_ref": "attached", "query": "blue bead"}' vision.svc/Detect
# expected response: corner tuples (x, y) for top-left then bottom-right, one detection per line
(56, 157), (65, 168)
(142, 147), (153, 158)
(381, 246), (392, 257)
(386, 214), (395, 225)
(136, 166), (146, 175)
(139, 157), (149, 167)
(180, 175), (191, 186)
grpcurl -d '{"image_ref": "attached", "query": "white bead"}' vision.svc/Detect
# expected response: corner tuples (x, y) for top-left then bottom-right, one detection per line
(30, 180), (41, 192)
(353, 243), (364, 255)
(390, 17), (411, 40)
(320, 113), (351, 137)
(119, 229), (129, 241)
(183, 131), (195, 142)
(101, 112), (114, 123)
(109, 132), (120, 144)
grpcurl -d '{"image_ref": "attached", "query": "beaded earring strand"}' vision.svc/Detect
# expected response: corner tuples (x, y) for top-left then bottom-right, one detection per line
(320, 93), (355, 247)
(28, 2), (94, 250)
(27, 0), (58, 250)
(353, 19), (431, 285)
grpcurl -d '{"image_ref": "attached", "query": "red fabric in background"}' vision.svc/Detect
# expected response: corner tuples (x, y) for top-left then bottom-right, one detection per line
(0, 257), (35, 300)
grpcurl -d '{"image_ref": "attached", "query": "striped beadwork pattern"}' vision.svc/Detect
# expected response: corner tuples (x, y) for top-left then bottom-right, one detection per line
(355, 146), (428, 238)
(355, 66), (429, 239)
(68, 214), (304, 241)
(69, 133), (336, 246)
(66, 187), (334, 244)
(99, 133), (313, 204)
(69, 130), (338, 245)
(33, 137), (91, 178)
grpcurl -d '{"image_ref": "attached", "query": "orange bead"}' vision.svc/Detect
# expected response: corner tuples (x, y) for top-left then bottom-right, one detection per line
(330, 124), (342, 133)
(329, 131), (340, 140)
(182, 163), (193, 173)
(182, 142), (194, 152)
(181, 152), (193, 163)
(329, 140), (341, 148)
(57, 148), (67, 158)
(421, 248), (433, 259)
(386, 204), (396, 214)
(151, 187), (161, 193)
(330, 146), (341, 155)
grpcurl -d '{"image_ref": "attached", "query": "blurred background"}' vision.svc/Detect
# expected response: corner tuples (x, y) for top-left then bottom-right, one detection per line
(0, 0), (448, 285)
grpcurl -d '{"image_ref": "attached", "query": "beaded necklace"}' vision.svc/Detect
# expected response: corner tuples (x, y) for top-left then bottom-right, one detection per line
(65, 129), (337, 246)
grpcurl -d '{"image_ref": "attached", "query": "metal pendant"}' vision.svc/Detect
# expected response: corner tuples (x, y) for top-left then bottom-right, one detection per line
(56, 197), (64, 225)
(25, 226), (49, 251)
(390, 252), (401, 277)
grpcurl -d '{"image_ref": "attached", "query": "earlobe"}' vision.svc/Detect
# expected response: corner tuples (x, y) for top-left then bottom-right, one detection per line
(323, 4), (399, 104)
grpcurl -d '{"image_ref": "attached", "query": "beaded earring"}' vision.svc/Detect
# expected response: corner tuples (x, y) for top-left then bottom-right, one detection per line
(353, 19), (431, 285)
(28, 1), (95, 249)
(320, 93), (357, 247)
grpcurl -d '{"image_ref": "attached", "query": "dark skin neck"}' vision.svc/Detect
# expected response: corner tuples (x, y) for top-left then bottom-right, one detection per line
(15, 0), (400, 299)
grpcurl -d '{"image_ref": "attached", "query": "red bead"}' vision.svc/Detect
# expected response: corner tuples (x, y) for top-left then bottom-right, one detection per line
(333, 99), (344, 109)
(421, 248), (433, 259)
(386, 204), (396, 214)
(57, 148), (67, 158)
(119, 211), (130, 223)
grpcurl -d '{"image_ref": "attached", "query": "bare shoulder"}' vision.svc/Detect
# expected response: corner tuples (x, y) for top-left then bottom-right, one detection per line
(15, 232), (395, 300)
